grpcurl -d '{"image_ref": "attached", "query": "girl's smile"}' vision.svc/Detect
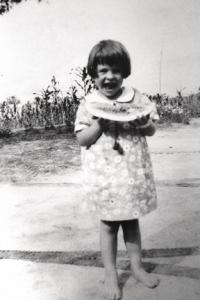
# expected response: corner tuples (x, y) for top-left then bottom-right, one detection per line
(95, 64), (123, 99)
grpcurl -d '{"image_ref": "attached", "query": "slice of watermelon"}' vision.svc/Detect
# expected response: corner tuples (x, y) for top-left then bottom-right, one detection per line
(86, 91), (154, 122)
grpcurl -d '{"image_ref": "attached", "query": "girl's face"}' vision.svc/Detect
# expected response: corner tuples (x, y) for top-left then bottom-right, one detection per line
(94, 64), (123, 99)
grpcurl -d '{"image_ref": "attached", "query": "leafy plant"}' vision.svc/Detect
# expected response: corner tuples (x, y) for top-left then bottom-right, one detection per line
(0, 0), (43, 15)
(69, 66), (95, 97)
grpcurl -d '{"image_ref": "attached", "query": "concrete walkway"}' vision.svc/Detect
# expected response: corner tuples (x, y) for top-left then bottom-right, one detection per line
(0, 257), (200, 300)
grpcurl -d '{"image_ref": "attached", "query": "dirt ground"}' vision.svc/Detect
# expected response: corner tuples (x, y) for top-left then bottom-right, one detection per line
(0, 119), (200, 254)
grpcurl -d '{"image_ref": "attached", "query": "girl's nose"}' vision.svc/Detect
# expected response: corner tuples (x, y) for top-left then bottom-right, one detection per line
(106, 70), (114, 79)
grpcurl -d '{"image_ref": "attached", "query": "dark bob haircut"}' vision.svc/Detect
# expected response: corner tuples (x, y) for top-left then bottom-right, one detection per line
(87, 40), (131, 79)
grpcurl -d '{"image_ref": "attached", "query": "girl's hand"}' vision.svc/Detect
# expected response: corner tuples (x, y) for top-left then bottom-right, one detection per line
(131, 114), (150, 127)
(136, 119), (156, 136)
(98, 118), (109, 131)
(93, 117), (113, 132)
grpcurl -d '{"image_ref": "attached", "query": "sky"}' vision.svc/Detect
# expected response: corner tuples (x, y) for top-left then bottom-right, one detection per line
(0, 0), (200, 103)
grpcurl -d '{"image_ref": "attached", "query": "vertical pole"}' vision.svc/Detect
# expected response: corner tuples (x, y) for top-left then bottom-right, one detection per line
(159, 49), (163, 94)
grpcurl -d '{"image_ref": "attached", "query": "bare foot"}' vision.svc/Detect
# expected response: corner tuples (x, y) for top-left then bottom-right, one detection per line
(134, 268), (160, 288)
(103, 270), (122, 300)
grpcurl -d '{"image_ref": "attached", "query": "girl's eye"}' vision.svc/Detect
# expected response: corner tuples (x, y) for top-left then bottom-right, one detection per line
(97, 65), (122, 76)
(98, 68), (108, 74)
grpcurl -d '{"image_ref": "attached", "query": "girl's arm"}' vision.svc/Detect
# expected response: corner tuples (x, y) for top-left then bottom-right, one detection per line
(76, 119), (103, 147)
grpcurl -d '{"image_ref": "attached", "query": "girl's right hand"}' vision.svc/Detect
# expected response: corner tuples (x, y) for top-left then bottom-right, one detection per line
(94, 117), (110, 132)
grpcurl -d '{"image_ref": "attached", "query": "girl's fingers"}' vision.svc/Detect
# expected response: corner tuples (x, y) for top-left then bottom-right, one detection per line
(134, 116), (150, 126)
(136, 119), (153, 129)
(98, 118), (111, 131)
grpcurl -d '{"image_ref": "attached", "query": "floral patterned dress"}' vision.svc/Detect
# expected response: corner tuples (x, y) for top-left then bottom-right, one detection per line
(75, 87), (159, 221)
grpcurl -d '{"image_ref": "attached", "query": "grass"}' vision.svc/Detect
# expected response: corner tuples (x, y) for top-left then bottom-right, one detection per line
(0, 129), (80, 183)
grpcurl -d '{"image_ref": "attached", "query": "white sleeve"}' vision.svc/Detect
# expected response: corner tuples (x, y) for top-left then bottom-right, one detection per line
(74, 99), (93, 132)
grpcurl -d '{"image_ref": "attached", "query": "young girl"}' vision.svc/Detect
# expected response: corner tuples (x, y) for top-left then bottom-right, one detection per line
(75, 40), (160, 300)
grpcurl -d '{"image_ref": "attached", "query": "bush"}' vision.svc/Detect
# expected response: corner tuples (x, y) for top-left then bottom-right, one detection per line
(149, 92), (200, 124)
(0, 127), (12, 138)
(1, 70), (200, 135)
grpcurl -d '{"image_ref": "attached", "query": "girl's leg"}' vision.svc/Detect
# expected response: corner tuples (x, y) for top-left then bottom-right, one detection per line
(100, 220), (122, 300)
(121, 219), (159, 288)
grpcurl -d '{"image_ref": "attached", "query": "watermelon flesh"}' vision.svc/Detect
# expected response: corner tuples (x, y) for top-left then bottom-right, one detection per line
(86, 100), (154, 122)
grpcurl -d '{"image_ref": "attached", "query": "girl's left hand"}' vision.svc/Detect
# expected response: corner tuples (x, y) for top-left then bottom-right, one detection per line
(132, 115), (150, 127)
(136, 118), (152, 128)
(135, 119), (156, 136)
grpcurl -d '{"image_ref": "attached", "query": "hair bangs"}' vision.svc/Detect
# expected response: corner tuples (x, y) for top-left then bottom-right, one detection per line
(95, 49), (123, 68)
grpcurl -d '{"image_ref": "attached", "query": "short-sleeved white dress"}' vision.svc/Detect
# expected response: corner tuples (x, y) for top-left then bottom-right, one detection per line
(75, 87), (159, 221)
